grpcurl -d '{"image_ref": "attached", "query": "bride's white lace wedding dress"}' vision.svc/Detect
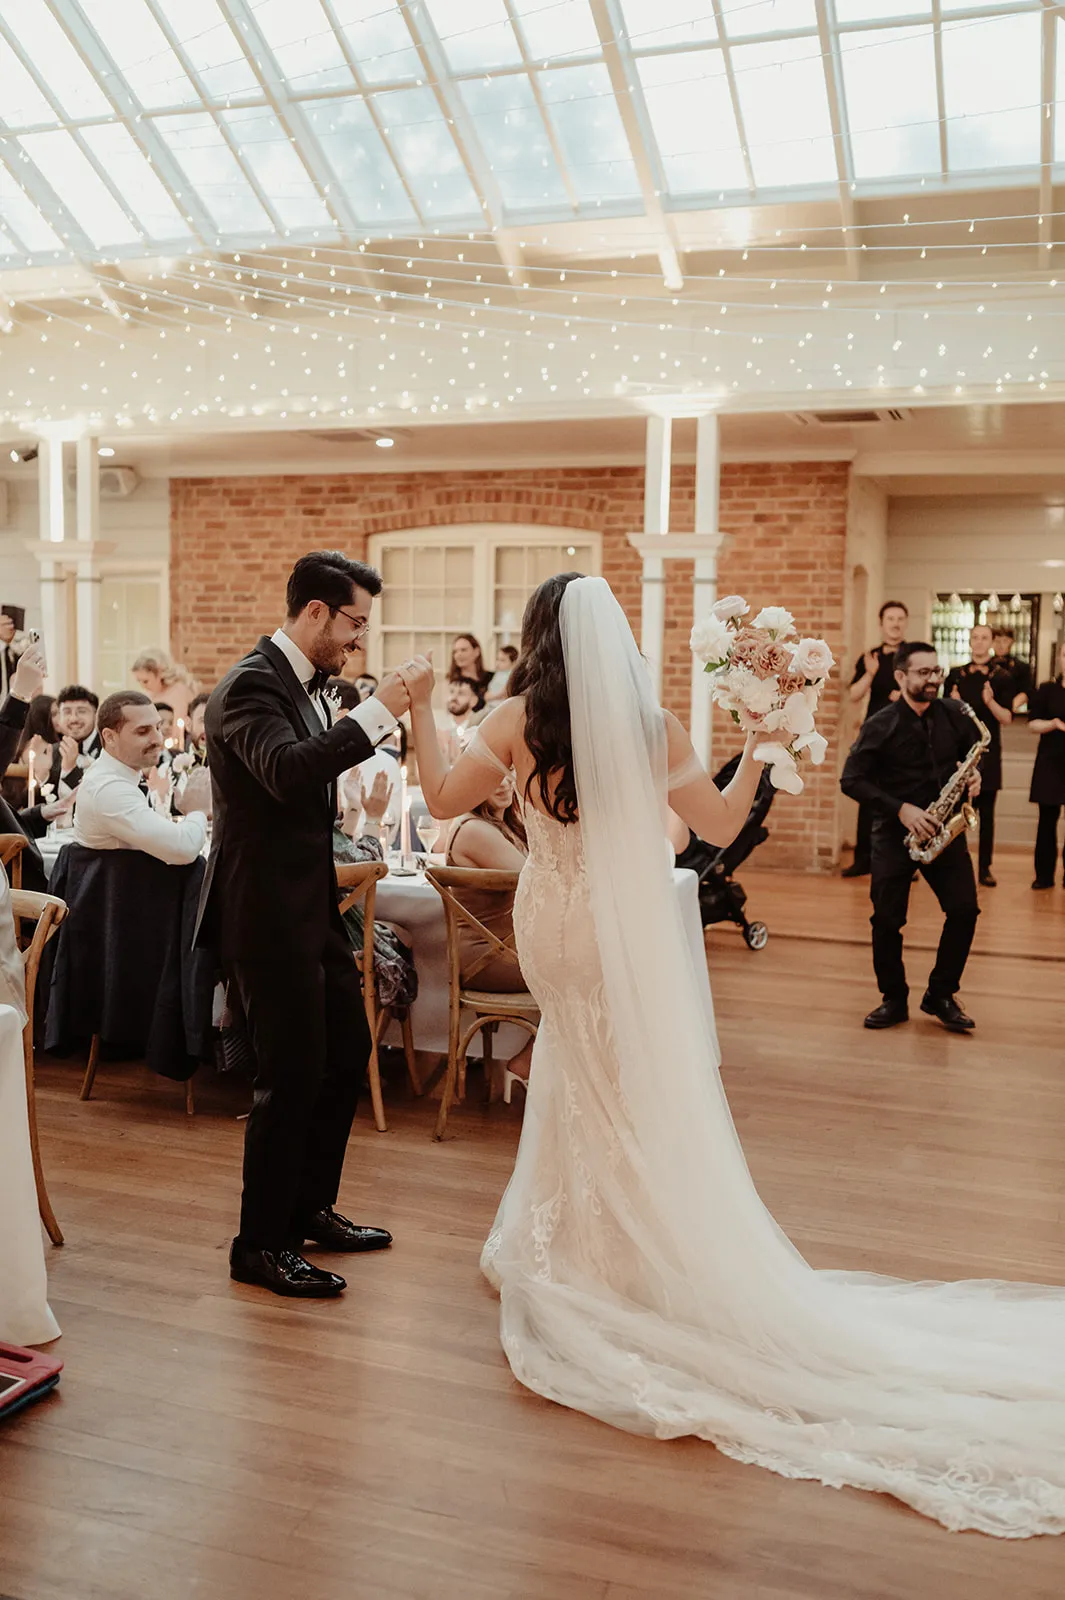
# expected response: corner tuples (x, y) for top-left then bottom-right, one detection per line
(477, 576), (1065, 1539)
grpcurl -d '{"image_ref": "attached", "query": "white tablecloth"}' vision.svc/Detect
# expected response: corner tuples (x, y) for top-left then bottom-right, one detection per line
(0, 1002), (59, 1345)
(38, 832), (70, 883)
(377, 866), (704, 1056)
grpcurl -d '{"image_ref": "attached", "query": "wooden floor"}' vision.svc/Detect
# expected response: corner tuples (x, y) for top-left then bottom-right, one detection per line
(2, 853), (1065, 1599)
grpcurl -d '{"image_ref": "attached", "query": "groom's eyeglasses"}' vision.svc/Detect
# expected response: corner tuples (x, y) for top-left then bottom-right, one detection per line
(329, 604), (369, 640)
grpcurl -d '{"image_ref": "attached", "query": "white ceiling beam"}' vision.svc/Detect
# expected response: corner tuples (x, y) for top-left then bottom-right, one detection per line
(586, 0), (684, 291)
(706, 0), (757, 196)
(1039, 2), (1056, 264)
(815, 0), (860, 278)
(932, 0), (950, 178)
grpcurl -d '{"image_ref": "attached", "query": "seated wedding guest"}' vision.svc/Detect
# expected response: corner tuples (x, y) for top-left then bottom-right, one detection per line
(4, 693), (57, 809)
(991, 626), (1033, 713)
(445, 769), (532, 1088)
(48, 683), (101, 795)
(448, 632), (493, 698)
(155, 701), (177, 747)
(945, 624), (1012, 887)
(133, 647), (197, 727)
(485, 644), (518, 704)
(844, 600), (909, 878)
(334, 773), (417, 1012)
(325, 676), (362, 717)
(355, 672), (379, 702)
(446, 675), (485, 738)
(0, 642), (69, 887)
(186, 692), (210, 762)
(0, 605), (26, 700)
(1028, 640), (1065, 890)
(73, 691), (212, 865)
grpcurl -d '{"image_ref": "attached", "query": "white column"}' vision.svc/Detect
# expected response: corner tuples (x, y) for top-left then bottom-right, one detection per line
(37, 437), (65, 545)
(74, 435), (102, 687)
(38, 560), (68, 688)
(641, 414), (671, 695)
(690, 415), (723, 767)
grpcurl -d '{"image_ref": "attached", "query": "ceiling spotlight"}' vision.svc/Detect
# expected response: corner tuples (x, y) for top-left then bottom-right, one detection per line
(8, 450), (18, 463)
(375, 435), (395, 449)
(98, 445), (115, 458)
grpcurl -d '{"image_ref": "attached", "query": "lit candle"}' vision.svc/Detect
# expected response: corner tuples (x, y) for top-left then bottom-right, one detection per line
(399, 763), (412, 865)
(27, 758), (36, 810)
(176, 716), (185, 750)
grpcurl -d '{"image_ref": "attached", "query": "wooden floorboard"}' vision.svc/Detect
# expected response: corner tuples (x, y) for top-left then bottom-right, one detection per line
(2, 851), (1064, 1599)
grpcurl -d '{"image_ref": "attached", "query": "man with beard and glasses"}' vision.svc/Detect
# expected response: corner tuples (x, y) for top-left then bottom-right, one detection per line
(195, 551), (411, 1300)
(841, 641), (984, 1035)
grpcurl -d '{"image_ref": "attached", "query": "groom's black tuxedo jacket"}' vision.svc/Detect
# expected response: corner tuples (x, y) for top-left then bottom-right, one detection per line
(194, 635), (376, 962)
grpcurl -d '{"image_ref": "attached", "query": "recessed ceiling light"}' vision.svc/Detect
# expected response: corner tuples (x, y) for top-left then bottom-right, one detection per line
(1043, 559), (1065, 568)
(98, 446), (115, 457)
(375, 435), (394, 449)
(8, 450), (18, 463)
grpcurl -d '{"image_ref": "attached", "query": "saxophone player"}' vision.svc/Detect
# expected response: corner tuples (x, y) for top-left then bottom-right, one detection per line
(840, 641), (983, 1034)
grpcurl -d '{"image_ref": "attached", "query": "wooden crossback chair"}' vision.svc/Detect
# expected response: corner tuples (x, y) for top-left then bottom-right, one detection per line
(12, 889), (68, 1246)
(0, 832), (26, 892)
(335, 860), (421, 1133)
(425, 867), (539, 1142)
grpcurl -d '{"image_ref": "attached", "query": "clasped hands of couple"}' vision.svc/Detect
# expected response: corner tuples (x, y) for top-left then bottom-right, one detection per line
(372, 653), (436, 720)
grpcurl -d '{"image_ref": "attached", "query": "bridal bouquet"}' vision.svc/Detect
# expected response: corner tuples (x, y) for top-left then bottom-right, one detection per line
(690, 596), (834, 794)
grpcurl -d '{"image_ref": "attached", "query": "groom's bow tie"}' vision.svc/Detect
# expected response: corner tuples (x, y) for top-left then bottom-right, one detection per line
(308, 668), (330, 697)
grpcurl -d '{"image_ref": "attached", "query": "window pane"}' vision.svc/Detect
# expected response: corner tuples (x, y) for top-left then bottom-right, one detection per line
(82, 0), (198, 109)
(330, 0), (421, 84)
(639, 50), (748, 196)
(495, 546), (525, 585)
(381, 546), (410, 586)
(539, 64), (641, 203)
(154, 112), (272, 233)
(619, 0), (716, 51)
(460, 75), (568, 211)
(836, 0), (929, 18)
(732, 38), (836, 189)
(251, 0), (353, 92)
(942, 12), (1040, 172)
(304, 97), (417, 224)
(222, 107), (336, 230)
(373, 87), (481, 219)
(720, 0), (817, 38)
(840, 27), (940, 182)
(19, 131), (142, 248)
(415, 546), (444, 586)
(0, 0), (111, 119)
(1056, 18), (1065, 164)
(80, 123), (193, 239)
(0, 167), (65, 252)
(0, 35), (57, 127)
(444, 592), (474, 626)
(512, 0), (600, 60)
(423, 0), (522, 73)
(444, 546), (474, 584)
(155, 0), (260, 101)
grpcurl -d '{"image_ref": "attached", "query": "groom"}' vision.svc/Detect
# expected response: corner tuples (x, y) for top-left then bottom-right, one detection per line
(196, 550), (410, 1297)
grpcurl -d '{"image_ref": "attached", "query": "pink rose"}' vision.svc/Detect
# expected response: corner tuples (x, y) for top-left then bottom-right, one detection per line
(752, 641), (792, 678)
(712, 594), (750, 622)
(789, 638), (835, 680)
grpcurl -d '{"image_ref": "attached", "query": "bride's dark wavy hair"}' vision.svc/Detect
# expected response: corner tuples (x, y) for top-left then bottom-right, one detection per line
(508, 571), (584, 825)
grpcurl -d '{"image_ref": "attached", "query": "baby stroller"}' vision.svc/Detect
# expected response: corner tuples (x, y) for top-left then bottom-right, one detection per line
(674, 752), (776, 950)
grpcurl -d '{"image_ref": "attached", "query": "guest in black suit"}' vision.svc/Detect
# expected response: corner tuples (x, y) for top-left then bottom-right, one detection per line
(843, 600), (909, 877)
(991, 627), (1034, 712)
(48, 684), (101, 795)
(195, 551), (411, 1299)
(1028, 642), (1065, 889)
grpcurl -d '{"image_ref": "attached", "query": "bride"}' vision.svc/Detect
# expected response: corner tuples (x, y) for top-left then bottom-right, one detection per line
(405, 572), (1065, 1539)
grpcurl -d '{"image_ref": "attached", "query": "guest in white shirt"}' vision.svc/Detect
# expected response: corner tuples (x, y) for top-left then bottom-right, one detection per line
(73, 690), (212, 866)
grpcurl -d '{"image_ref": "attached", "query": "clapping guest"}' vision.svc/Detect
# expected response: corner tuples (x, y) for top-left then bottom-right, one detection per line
(48, 684), (101, 795)
(5, 694), (57, 810)
(73, 691), (211, 866)
(485, 645), (518, 705)
(844, 600), (909, 877)
(0, 642), (70, 886)
(1028, 640), (1065, 889)
(186, 693), (210, 762)
(991, 627), (1033, 713)
(945, 624), (1013, 887)
(155, 701), (177, 749)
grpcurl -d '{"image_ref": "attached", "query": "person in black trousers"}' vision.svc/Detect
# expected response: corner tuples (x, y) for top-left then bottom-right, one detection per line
(840, 641), (983, 1034)
(1028, 641), (1065, 889)
(843, 599), (909, 877)
(944, 624), (1012, 888)
(195, 551), (411, 1299)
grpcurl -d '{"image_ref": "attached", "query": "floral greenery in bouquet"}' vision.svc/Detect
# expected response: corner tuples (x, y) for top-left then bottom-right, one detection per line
(689, 596), (835, 794)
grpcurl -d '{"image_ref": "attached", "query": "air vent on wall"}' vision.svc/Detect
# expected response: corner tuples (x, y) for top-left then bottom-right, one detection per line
(304, 428), (410, 446)
(791, 409), (910, 426)
(65, 465), (139, 498)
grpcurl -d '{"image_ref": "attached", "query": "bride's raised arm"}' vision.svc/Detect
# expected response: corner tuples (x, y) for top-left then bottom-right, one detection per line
(403, 656), (521, 820)
(664, 710), (763, 849)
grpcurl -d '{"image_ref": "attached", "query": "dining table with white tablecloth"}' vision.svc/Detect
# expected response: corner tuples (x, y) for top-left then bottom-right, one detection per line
(0, 1002), (59, 1345)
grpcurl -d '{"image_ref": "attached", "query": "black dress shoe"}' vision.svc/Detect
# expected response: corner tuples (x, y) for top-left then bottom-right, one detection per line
(1032, 879), (1054, 890)
(979, 870), (997, 887)
(920, 992), (975, 1032)
(841, 862), (870, 879)
(864, 1000), (909, 1029)
(300, 1207), (393, 1254)
(230, 1241), (346, 1297)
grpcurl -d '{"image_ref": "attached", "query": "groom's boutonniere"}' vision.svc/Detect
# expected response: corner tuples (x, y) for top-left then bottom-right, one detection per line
(323, 687), (343, 720)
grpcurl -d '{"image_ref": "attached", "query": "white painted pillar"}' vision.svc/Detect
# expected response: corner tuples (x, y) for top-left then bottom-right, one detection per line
(691, 414), (723, 768)
(641, 414), (671, 695)
(37, 439), (68, 686)
(38, 437), (65, 545)
(74, 434), (102, 687)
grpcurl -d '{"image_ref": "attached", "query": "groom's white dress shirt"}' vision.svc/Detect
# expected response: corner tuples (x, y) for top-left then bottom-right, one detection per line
(269, 628), (396, 743)
(73, 751), (207, 866)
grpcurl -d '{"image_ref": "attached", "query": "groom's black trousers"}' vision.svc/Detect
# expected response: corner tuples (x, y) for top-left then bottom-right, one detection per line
(225, 929), (370, 1250)
(869, 825), (979, 1005)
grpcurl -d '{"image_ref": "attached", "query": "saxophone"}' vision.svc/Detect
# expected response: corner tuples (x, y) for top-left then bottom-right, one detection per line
(905, 698), (991, 864)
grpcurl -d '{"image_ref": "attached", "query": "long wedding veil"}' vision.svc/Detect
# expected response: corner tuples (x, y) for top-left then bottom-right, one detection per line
(540, 574), (1065, 1538)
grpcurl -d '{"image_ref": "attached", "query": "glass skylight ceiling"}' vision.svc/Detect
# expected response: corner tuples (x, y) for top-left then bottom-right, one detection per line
(0, 0), (1057, 264)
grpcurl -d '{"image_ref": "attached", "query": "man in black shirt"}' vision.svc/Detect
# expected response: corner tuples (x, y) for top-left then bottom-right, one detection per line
(990, 626), (1033, 712)
(944, 625), (1012, 888)
(841, 641), (983, 1033)
(843, 599), (909, 877)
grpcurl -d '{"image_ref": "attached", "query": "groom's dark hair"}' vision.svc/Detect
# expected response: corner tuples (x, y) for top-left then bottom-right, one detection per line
(286, 550), (382, 617)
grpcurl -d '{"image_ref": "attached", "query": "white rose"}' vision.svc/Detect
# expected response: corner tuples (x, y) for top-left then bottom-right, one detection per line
(790, 637), (835, 680)
(711, 594), (749, 622)
(793, 730), (828, 765)
(752, 605), (795, 637)
(737, 676), (778, 716)
(689, 613), (733, 665)
(753, 742), (805, 794)
(781, 691), (816, 737)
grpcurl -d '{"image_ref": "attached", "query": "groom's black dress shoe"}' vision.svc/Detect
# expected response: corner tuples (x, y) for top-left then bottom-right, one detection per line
(230, 1241), (346, 1297)
(863, 1000), (909, 1029)
(300, 1207), (393, 1254)
(920, 992), (975, 1032)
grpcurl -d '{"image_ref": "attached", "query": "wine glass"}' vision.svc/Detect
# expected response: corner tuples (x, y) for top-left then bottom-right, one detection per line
(416, 811), (441, 856)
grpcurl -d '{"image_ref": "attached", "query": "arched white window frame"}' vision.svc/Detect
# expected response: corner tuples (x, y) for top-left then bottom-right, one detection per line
(365, 523), (602, 679)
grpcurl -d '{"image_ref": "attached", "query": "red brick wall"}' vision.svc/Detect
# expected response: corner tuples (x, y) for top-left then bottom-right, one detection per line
(170, 461), (849, 870)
